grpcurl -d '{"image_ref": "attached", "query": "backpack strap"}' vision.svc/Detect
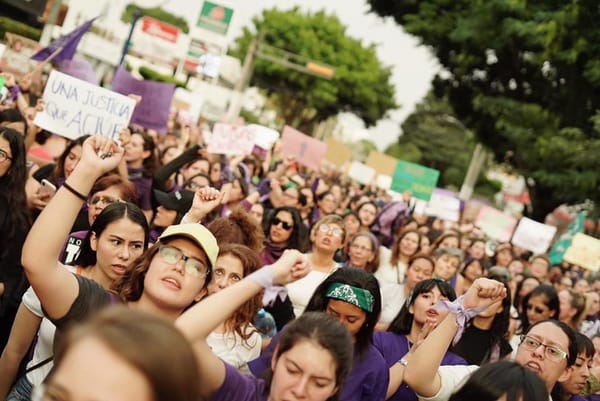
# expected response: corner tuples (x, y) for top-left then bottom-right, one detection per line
(25, 356), (53, 374)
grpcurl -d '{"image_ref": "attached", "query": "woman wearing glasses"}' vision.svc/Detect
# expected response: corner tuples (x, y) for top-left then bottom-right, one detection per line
(18, 136), (220, 396)
(0, 200), (149, 401)
(260, 207), (309, 265)
(343, 231), (380, 272)
(0, 128), (30, 354)
(287, 215), (346, 317)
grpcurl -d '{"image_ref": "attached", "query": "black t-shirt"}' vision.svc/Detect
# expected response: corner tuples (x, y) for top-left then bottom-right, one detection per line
(452, 323), (512, 365)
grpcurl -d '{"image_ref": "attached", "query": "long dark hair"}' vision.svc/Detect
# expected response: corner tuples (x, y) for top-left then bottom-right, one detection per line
(0, 127), (30, 238)
(304, 268), (381, 357)
(521, 284), (559, 332)
(266, 206), (309, 252)
(388, 278), (456, 335)
(485, 275), (512, 359)
(448, 361), (548, 401)
(75, 202), (149, 267)
(53, 135), (89, 182)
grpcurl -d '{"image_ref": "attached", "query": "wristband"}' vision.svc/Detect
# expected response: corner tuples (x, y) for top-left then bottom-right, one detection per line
(247, 265), (288, 307)
(435, 295), (486, 345)
(62, 181), (88, 201)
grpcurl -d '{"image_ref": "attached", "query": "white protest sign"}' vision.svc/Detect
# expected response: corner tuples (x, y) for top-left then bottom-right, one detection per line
(563, 233), (600, 271)
(425, 191), (461, 222)
(249, 124), (279, 150)
(207, 123), (256, 155)
(511, 217), (557, 254)
(348, 161), (375, 185)
(34, 70), (136, 140)
(0, 44), (6, 60)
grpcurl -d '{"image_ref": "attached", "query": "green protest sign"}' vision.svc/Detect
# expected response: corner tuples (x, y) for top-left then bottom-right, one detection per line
(196, 1), (234, 35)
(391, 160), (440, 201)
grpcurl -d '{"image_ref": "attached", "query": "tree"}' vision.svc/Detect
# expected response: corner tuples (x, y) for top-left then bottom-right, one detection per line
(230, 7), (396, 134)
(385, 93), (501, 198)
(121, 4), (189, 33)
(368, 0), (600, 220)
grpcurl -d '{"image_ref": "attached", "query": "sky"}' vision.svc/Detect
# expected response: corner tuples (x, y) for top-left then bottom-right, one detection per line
(161, 0), (440, 151)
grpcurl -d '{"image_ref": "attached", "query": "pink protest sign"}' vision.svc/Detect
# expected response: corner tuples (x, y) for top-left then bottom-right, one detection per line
(474, 205), (518, 242)
(280, 125), (327, 171)
(207, 123), (256, 155)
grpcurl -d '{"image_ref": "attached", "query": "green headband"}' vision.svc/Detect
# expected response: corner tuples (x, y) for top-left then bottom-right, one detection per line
(326, 282), (374, 313)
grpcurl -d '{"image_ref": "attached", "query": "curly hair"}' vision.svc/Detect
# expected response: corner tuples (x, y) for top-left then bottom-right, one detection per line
(207, 207), (264, 253)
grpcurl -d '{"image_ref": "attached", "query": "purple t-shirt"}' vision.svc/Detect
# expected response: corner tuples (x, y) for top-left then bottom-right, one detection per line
(248, 331), (388, 401)
(373, 331), (467, 401)
(210, 363), (267, 401)
(128, 167), (153, 211)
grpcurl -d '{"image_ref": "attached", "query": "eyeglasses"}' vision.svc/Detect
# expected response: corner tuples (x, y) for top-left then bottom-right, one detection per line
(519, 335), (568, 362)
(272, 217), (293, 231)
(350, 243), (373, 253)
(89, 195), (120, 207)
(526, 304), (547, 314)
(185, 181), (207, 190)
(158, 245), (210, 277)
(0, 149), (12, 162)
(318, 224), (344, 238)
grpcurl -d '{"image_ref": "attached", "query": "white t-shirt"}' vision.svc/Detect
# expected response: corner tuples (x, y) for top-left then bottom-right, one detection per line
(287, 268), (336, 317)
(374, 246), (405, 285)
(417, 365), (477, 401)
(207, 327), (262, 374)
(379, 282), (406, 324)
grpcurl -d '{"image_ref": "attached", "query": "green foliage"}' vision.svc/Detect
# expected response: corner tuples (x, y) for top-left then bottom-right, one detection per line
(138, 66), (187, 88)
(384, 142), (422, 163)
(368, 0), (600, 219)
(0, 17), (42, 41)
(121, 4), (189, 33)
(230, 7), (396, 133)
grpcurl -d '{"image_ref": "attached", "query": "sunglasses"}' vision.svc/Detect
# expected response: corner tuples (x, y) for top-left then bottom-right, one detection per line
(272, 217), (293, 231)
(526, 304), (547, 314)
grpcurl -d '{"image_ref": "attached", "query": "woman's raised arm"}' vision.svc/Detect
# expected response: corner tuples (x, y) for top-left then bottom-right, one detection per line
(21, 136), (122, 320)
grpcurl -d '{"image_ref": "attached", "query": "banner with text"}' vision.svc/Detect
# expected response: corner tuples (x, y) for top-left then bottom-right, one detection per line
(207, 123), (256, 155)
(511, 217), (557, 254)
(111, 66), (175, 133)
(563, 233), (600, 271)
(280, 125), (327, 171)
(391, 160), (440, 201)
(425, 189), (461, 222)
(34, 70), (135, 140)
(474, 205), (518, 243)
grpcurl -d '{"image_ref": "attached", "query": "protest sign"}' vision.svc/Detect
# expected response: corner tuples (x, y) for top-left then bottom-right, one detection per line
(0, 44), (6, 60)
(376, 174), (392, 190)
(249, 124), (279, 150)
(207, 123), (256, 155)
(391, 160), (440, 201)
(511, 217), (557, 254)
(549, 212), (585, 265)
(425, 189), (461, 222)
(563, 233), (600, 271)
(58, 57), (98, 84)
(111, 66), (175, 133)
(348, 161), (375, 185)
(34, 70), (135, 140)
(474, 205), (518, 243)
(324, 138), (352, 167)
(366, 151), (397, 176)
(280, 125), (327, 171)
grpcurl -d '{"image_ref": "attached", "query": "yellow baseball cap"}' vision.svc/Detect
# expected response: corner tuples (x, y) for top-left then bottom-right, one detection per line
(158, 223), (219, 268)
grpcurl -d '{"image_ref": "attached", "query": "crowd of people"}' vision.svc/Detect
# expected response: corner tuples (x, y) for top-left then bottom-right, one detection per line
(0, 68), (600, 401)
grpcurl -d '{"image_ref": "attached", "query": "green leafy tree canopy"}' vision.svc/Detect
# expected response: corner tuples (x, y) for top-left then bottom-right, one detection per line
(230, 7), (396, 133)
(368, 0), (600, 220)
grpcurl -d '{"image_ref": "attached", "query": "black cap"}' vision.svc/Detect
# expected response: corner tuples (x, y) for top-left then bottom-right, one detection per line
(153, 189), (194, 214)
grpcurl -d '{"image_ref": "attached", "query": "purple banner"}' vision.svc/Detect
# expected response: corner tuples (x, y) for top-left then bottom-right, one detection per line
(111, 66), (175, 133)
(32, 18), (95, 63)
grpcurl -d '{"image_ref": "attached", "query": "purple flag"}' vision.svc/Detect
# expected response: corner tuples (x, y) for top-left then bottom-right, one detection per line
(58, 57), (98, 85)
(111, 66), (175, 133)
(31, 18), (96, 63)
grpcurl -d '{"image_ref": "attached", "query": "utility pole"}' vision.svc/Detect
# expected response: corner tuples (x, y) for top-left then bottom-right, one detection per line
(459, 143), (487, 201)
(226, 33), (262, 122)
(39, 0), (63, 46)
